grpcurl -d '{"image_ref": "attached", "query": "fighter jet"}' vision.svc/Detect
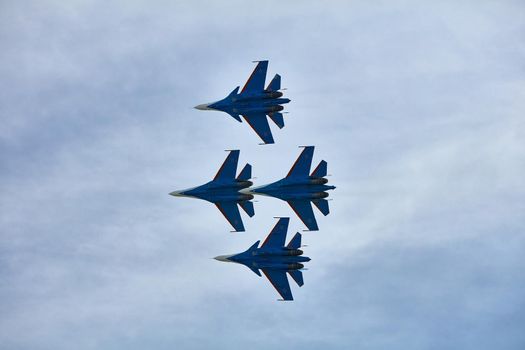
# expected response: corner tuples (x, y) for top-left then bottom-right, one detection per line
(245, 146), (335, 231)
(215, 217), (309, 301)
(169, 150), (254, 232)
(194, 60), (290, 144)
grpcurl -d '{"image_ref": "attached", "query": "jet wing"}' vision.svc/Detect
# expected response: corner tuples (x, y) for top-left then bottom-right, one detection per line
(214, 150), (239, 181)
(287, 199), (319, 231)
(262, 269), (293, 301)
(286, 146), (314, 179)
(241, 61), (268, 94)
(261, 218), (290, 248)
(215, 201), (245, 232)
(242, 113), (275, 144)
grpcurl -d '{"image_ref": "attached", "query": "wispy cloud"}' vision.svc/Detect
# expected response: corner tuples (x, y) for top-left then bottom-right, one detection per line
(1, 1), (524, 349)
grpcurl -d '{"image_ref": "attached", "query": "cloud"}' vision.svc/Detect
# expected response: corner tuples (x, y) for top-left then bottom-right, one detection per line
(1, 1), (524, 349)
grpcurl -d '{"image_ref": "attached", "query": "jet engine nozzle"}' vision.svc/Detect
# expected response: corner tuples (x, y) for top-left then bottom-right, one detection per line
(311, 192), (329, 199)
(265, 91), (283, 99)
(286, 249), (303, 256)
(236, 180), (253, 188)
(269, 105), (284, 112)
(288, 263), (304, 270)
(239, 193), (254, 201)
(309, 178), (328, 185)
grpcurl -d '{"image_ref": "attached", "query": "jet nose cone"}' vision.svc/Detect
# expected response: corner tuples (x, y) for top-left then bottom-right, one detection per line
(239, 188), (255, 195)
(246, 184), (271, 196)
(194, 103), (211, 110)
(214, 255), (234, 262)
(169, 191), (185, 197)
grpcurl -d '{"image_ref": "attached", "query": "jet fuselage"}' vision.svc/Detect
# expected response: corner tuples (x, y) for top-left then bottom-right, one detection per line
(250, 178), (336, 201)
(171, 179), (253, 203)
(214, 217), (307, 300)
(208, 94), (290, 117)
(223, 247), (310, 272)
(194, 61), (289, 144)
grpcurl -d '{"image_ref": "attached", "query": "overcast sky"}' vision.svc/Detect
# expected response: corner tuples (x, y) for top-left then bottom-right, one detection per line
(1, 1), (524, 349)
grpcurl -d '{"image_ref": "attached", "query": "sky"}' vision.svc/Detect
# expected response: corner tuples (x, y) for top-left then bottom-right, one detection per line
(1, 1), (524, 349)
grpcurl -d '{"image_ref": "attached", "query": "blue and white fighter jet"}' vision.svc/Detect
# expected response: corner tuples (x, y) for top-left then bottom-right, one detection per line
(245, 146), (335, 231)
(169, 150), (254, 232)
(195, 60), (290, 144)
(215, 217), (309, 301)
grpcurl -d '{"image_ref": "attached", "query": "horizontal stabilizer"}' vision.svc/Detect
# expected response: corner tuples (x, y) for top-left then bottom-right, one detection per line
(286, 232), (302, 249)
(268, 112), (285, 129)
(266, 74), (281, 91)
(239, 200), (255, 217)
(237, 163), (252, 180)
(311, 160), (327, 178)
(313, 199), (330, 216)
(288, 270), (304, 287)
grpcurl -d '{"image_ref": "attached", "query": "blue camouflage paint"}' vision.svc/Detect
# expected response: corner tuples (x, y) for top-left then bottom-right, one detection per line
(195, 61), (290, 144)
(249, 146), (335, 231)
(170, 150), (254, 232)
(215, 218), (310, 301)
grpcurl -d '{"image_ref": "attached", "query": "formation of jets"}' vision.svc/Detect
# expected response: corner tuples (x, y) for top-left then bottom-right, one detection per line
(172, 61), (336, 300)
(170, 146), (334, 232)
